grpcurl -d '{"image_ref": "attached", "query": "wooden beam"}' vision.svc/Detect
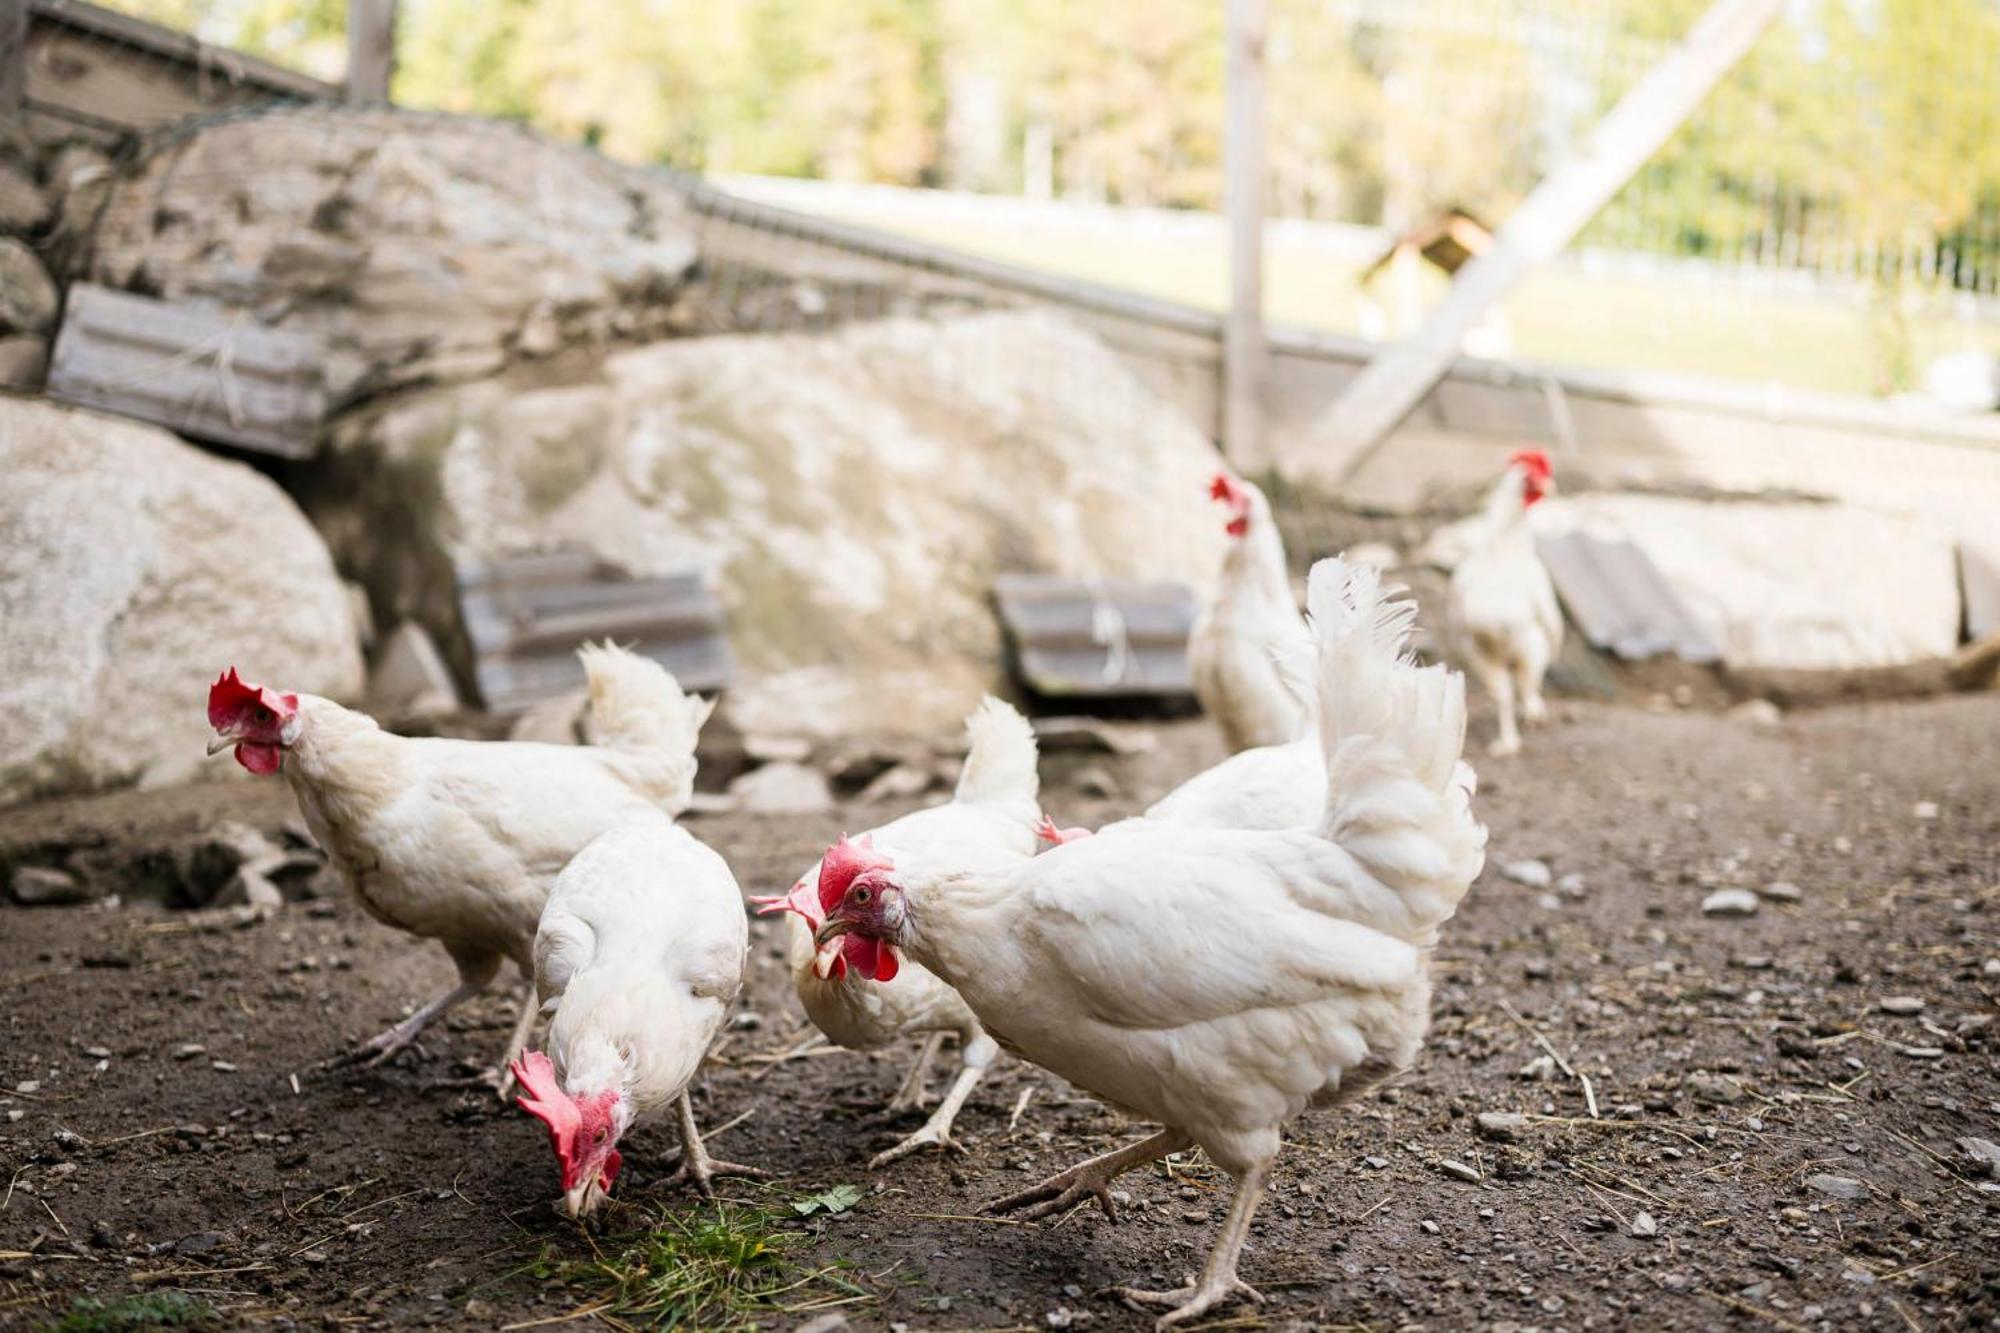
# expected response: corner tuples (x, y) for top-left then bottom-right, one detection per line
(1, 0), (28, 115)
(345, 0), (393, 104)
(1309, 0), (1784, 481)
(1222, 0), (1268, 472)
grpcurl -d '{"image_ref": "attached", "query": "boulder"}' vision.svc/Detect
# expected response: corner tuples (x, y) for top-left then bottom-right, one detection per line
(0, 238), (57, 336)
(0, 161), (51, 234)
(0, 399), (364, 806)
(90, 108), (700, 408)
(313, 310), (1228, 737)
(0, 335), (48, 392)
(1537, 495), (1960, 671)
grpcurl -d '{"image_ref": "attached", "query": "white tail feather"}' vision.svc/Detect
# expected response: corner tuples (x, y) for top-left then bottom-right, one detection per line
(953, 695), (1041, 824)
(1308, 559), (1486, 941)
(577, 643), (713, 814)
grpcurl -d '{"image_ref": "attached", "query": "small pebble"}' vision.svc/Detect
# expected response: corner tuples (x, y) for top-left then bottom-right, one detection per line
(1702, 888), (1759, 917)
(1502, 859), (1553, 890)
(1912, 801), (1939, 819)
(1420, 1219), (1440, 1235)
(1759, 881), (1804, 903)
(80, 1047), (111, 1060)
(1806, 1174), (1868, 1200)
(172, 1044), (206, 1061)
(211, 1061), (237, 1073)
(1899, 1045), (1945, 1060)
(1437, 1159), (1480, 1183)
(1878, 996), (1925, 1015)
(1475, 1111), (1529, 1141)
(1362, 1156), (1389, 1170)
(1631, 1211), (1658, 1238)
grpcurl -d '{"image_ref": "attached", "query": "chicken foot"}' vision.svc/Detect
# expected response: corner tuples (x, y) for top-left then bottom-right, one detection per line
(1118, 1159), (1270, 1329)
(659, 1093), (769, 1198)
(336, 977), (486, 1068)
(870, 1061), (984, 1169)
(883, 1032), (946, 1113)
(984, 1128), (1194, 1222)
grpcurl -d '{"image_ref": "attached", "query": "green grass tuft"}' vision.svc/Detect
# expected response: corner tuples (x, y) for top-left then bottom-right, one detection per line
(50, 1291), (216, 1332)
(540, 1197), (869, 1329)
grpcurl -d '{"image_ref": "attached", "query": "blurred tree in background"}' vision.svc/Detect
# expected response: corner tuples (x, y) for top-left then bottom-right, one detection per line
(106, 0), (2000, 304)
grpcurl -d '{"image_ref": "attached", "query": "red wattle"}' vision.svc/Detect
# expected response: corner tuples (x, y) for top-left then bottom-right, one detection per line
(235, 742), (283, 776)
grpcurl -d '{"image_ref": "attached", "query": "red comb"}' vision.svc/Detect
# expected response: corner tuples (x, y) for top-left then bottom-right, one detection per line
(750, 876), (823, 927)
(510, 1051), (581, 1175)
(1508, 449), (1553, 481)
(207, 668), (297, 729)
(816, 833), (892, 916)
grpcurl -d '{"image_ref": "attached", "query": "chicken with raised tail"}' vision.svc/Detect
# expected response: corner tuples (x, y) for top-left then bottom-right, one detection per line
(204, 644), (714, 1091)
(511, 806), (753, 1217)
(1188, 472), (1312, 753)
(810, 558), (1486, 1327)
(1447, 448), (1562, 756)
(752, 696), (1041, 1169)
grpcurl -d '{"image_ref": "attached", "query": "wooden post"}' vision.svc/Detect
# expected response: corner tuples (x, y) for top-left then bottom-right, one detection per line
(1309, 0), (1783, 482)
(345, 0), (394, 104)
(1223, 0), (1268, 473)
(1, 0), (29, 117)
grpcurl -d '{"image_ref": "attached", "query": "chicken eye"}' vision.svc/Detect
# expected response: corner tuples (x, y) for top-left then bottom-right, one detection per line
(253, 707), (271, 722)
(853, 888), (871, 905)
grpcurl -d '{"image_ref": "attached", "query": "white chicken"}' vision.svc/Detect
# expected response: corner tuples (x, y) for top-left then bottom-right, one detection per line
(511, 807), (753, 1217)
(811, 558), (1486, 1327)
(1187, 472), (1312, 753)
(204, 645), (713, 1089)
(753, 696), (1040, 1169)
(1447, 448), (1562, 756)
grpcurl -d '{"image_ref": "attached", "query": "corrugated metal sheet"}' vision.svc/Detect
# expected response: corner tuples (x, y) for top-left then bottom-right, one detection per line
(1536, 529), (1721, 662)
(993, 573), (1197, 698)
(457, 550), (732, 714)
(47, 284), (325, 458)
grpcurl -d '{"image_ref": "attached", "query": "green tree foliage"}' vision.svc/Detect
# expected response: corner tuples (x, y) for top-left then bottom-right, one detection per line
(101, 0), (2000, 295)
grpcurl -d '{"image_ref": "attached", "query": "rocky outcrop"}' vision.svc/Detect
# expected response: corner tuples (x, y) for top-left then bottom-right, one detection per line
(0, 398), (364, 807)
(313, 310), (1229, 736)
(90, 107), (701, 407)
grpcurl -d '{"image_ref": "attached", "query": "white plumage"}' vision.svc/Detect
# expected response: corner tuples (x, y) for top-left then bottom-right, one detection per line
(1187, 474), (1312, 753)
(523, 807), (752, 1215)
(220, 645), (713, 1086)
(1447, 451), (1563, 756)
(760, 696), (1041, 1168)
(813, 559), (1486, 1327)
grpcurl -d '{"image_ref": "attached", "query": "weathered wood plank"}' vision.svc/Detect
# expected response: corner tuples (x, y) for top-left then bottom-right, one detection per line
(46, 284), (326, 459)
(1308, 0), (1784, 480)
(344, 0), (393, 104)
(1223, 0), (1268, 472)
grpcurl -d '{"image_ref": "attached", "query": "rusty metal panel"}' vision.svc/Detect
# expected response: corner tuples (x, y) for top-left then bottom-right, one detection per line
(1536, 529), (1720, 663)
(457, 551), (732, 714)
(993, 573), (1197, 698)
(46, 284), (325, 459)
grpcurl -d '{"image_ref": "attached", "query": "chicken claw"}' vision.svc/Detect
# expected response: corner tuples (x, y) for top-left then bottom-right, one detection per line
(869, 1122), (967, 1171)
(659, 1094), (768, 1199)
(982, 1128), (1192, 1223)
(1117, 1275), (1265, 1329)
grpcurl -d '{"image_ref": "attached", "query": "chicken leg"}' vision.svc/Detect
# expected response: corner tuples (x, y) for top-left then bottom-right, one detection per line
(870, 1029), (997, 1169)
(1118, 1158), (1270, 1329)
(340, 963), (491, 1067)
(493, 979), (542, 1100)
(660, 1092), (768, 1198)
(884, 1032), (946, 1113)
(984, 1128), (1193, 1222)
(1476, 657), (1520, 757)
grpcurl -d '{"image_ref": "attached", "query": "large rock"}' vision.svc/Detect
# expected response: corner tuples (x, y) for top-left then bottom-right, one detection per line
(315, 310), (1228, 736)
(90, 108), (700, 408)
(0, 238), (57, 336)
(0, 399), (364, 806)
(1538, 495), (1959, 671)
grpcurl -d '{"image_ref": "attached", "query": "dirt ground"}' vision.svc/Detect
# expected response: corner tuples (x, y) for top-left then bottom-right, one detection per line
(3, 692), (1999, 1331)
